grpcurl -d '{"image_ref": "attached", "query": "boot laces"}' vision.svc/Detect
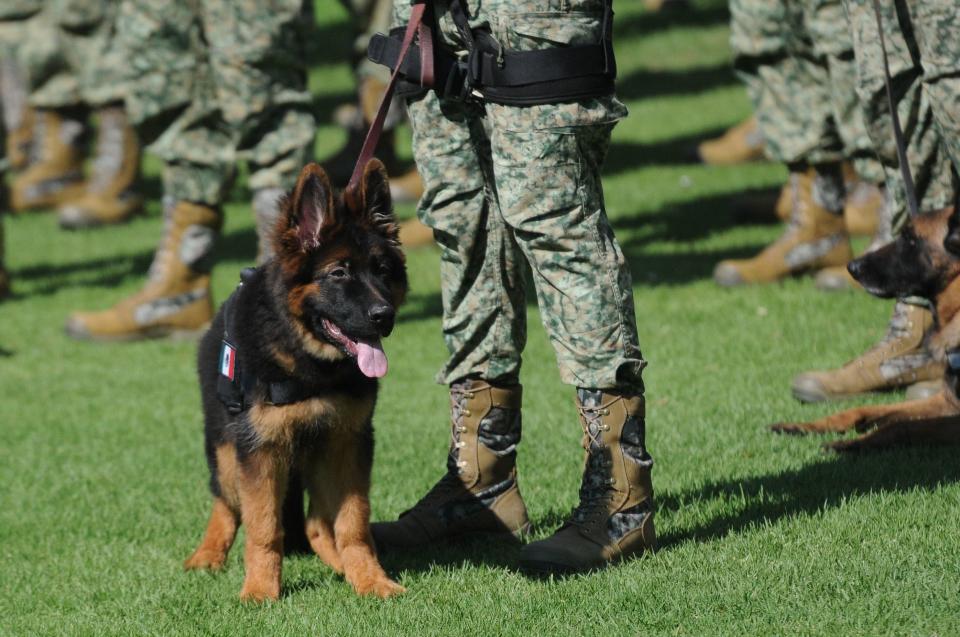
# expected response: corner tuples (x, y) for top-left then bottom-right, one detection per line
(448, 383), (474, 474)
(570, 399), (615, 527)
(404, 385), (476, 515)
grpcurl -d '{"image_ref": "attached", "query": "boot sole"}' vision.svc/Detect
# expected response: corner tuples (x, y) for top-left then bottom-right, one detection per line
(59, 204), (145, 231)
(374, 522), (531, 552)
(65, 322), (210, 343)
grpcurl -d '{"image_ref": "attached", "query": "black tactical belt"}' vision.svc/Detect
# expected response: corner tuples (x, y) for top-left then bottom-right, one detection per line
(216, 268), (313, 415)
(367, 0), (617, 106)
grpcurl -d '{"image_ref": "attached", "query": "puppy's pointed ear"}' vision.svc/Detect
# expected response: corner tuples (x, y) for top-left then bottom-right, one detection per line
(360, 158), (399, 242)
(290, 163), (335, 249)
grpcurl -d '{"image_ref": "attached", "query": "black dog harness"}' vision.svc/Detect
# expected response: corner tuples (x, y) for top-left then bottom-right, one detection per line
(216, 269), (312, 415)
(367, 0), (617, 106)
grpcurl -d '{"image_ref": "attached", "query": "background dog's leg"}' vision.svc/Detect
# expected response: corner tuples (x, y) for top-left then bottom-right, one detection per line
(304, 461), (344, 574)
(183, 497), (239, 570)
(771, 392), (954, 435)
(826, 415), (960, 452)
(237, 449), (289, 602)
(328, 431), (404, 598)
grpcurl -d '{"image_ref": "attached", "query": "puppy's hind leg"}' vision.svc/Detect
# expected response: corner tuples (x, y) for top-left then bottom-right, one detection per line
(303, 462), (343, 574)
(825, 414), (960, 452)
(184, 497), (240, 570)
(771, 391), (954, 436)
(185, 443), (242, 570)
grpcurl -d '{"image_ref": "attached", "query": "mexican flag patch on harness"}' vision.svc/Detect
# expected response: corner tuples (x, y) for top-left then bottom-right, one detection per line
(220, 341), (236, 380)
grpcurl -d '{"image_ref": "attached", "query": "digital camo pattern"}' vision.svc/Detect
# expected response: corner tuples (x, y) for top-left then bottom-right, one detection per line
(0, 1), (121, 110)
(729, 0), (877, 173)
(102, 0), (316, 204)
(844, 0), (960, 228)
(477, 405), (522, 456)
(397, 0), (645, 392)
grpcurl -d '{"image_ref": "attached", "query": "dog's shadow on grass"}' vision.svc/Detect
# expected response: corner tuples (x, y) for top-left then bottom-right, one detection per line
(656, 445), (960, 548)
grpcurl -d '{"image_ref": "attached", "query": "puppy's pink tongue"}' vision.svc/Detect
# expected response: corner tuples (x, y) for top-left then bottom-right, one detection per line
(356, 339), (388, 378)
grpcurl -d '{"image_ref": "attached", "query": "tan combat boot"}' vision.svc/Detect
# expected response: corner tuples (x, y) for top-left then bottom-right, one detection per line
(733, 181), (793, 225)
(520, 390), (655, 576)
(389, 166), (424, 204)
(697, 116), (765, 166)
(816, 182), (890, 292)
(842, 164), (882, 237)
(58, 105), (143, 229)
(714, 168), (852, 286)
(372, 380), (530, 549)
(397, 218), (434, 249)
(65, 199), (221, 341)
(10, 108), (86, 211)
(792, 301), (943, 403)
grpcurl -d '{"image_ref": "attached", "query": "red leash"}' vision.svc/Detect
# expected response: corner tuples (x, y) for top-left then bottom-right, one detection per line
(346, 1), (433, 194)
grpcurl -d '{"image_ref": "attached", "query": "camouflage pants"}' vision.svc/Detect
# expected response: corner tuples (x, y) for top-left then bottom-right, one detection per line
(397, 0), (645, 391)
(0, 0), (121, 110)
(845, 0), (960, 229)
(730, 0), (879, 181)
(107, 0), (316, 204)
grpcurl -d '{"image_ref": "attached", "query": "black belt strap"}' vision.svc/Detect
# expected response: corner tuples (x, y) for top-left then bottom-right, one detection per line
(367, 0), (616, 106)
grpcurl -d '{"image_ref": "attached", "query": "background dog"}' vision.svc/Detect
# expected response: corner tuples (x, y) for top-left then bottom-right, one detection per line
(772, 205), (960, 451)
(183, 160), (408, 601)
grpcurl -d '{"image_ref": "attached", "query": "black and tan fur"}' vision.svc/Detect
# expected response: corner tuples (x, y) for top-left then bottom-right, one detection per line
(184, 160), (408, 601)
(772, 205), (960, 451)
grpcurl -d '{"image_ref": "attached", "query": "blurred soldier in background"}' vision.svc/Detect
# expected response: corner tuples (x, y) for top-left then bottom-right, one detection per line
(65, 0), (316, 341)
(0, 0), (45, 300)
(791, 0), (959, 403)
(323, 0), (435, 248)
(713, 0), (885, 291)
(325, 0), (423, 203)
(4, 0), (144, 228)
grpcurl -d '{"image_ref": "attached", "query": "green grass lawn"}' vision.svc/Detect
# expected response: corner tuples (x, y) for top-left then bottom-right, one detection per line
(2, 1), (959, 635)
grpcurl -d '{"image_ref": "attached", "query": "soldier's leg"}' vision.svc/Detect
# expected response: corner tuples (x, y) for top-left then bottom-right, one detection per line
(65, 0), (226, 341)
(57, 2), (145, 229)
(201, 0), (316, 263)
(910, 1), (960, 186)
(9, 3), (89, 212)
(791, 0), (948, 403)
(482, 102), (655, 572)
(371, 90), (531, 549)
(715, 0), (852, 286)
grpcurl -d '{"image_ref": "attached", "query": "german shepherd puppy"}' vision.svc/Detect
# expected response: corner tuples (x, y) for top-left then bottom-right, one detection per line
(184, 160), (408, 601)
(772, 205), (960, 451)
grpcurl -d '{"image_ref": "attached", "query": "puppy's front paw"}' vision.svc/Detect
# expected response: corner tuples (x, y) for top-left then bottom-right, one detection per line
(355, 577), (406, 599)
(184, 549), (227, 571)
(239, 580), (281, 603)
